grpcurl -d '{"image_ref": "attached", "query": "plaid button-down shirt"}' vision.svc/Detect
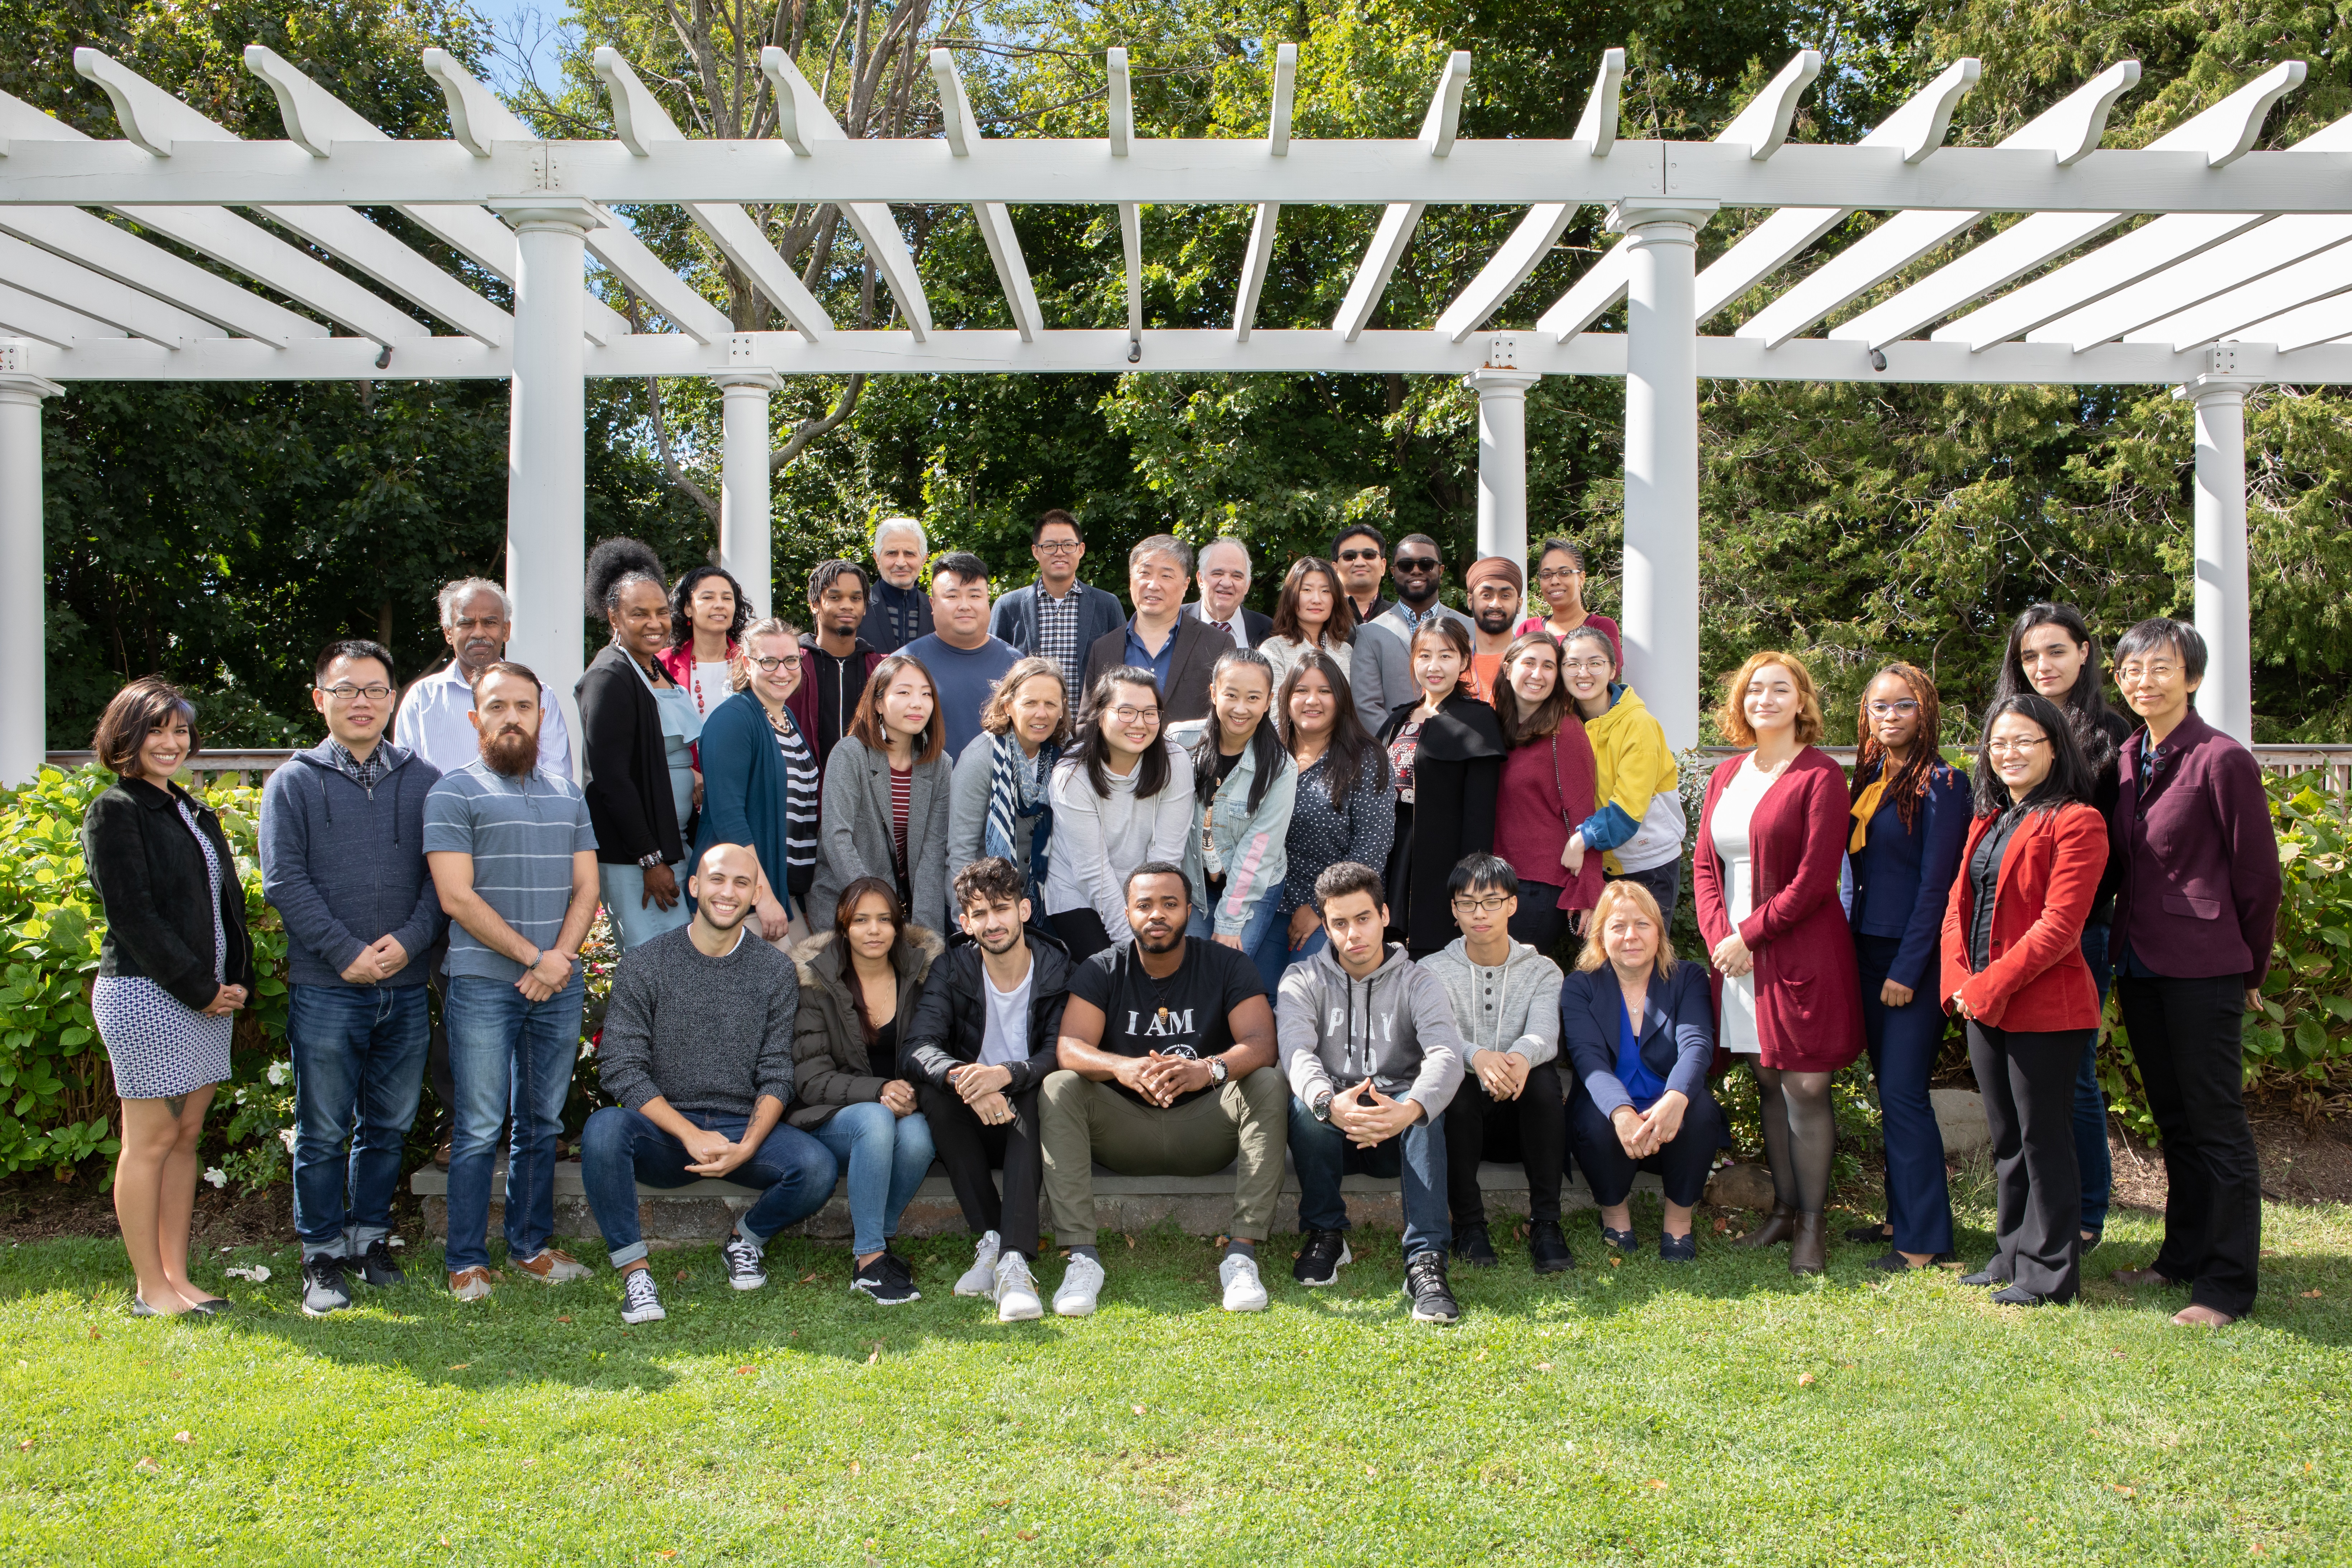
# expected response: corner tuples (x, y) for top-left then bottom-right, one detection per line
(1036, 586), (1084, 708)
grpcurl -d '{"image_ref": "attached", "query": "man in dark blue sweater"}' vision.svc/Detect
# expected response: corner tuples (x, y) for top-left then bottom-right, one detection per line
(259, 639), (448, 1317)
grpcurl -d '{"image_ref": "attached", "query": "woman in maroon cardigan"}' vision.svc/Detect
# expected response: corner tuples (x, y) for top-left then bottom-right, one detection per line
(1940, 692), (2107, 1307)
(1694, 651), (1863, 1274)
(1490, 631), (1604, 952)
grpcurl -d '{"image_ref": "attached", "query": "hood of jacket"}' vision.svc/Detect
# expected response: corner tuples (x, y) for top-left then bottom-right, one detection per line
(289, 739), (425, 836)
(787, 924), (945, 998)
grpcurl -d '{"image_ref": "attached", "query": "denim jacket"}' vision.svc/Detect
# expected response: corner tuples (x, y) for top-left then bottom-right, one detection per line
(1168, 720), (1298, 937)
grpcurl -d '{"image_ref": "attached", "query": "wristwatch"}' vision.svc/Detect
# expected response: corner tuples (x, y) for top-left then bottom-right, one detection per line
(1206, 1056), (1230, 1086)
(1311, 1087), (1335, 1121)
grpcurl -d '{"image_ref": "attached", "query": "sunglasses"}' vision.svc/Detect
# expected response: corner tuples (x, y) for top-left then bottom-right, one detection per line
(1336, 548), (1382, 563)
(1393, 557), (1441, 573)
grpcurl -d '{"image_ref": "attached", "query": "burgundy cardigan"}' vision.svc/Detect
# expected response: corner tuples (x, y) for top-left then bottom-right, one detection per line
(1693, 746), (1863, 1072)
(2109, 711), (2281, 988)
(1939, 803), (2106, 1032)
(1493, 719), (1604, 912)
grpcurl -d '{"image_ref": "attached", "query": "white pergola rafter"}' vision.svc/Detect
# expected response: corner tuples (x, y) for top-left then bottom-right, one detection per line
(4, 41), (2344, 780)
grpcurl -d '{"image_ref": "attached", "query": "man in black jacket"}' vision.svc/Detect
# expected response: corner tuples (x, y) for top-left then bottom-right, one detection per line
(901, 857), (1072, 1322)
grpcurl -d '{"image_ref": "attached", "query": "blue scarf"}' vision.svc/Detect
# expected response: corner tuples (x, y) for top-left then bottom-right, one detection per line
(984, 733), (1056, 901)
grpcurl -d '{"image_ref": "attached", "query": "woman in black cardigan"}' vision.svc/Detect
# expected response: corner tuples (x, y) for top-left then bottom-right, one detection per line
(81, 678), (253, 1317)
(576, 538), (699, 950)
(1378, 617), (1505, 956)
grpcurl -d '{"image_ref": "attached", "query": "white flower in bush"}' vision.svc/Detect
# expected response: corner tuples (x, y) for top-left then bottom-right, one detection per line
(265, 1060), (291, 1087)
(277, 1127), (296, 1152)
(203, 1168), (226, 1189)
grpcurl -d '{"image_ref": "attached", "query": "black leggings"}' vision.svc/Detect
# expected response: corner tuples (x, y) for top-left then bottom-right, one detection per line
(915, 1081), (1043, 1260)
(1444, 1059), (1567, 1226)
(1753, 1064), (1835, 1213)
(1508, 882), (1573, 961)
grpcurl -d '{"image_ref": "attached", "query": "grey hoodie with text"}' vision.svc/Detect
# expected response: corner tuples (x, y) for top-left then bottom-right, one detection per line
(1276, 941), (1465, 1117)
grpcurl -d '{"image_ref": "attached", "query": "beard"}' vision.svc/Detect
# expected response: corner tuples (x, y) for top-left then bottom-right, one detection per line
(481, 723), (540, 778)
(1476, 607), (1516, 635)
(1396, 575), (1438, 605)
(1135, 921), (1184, 955)
(974, 923), (1025, 956)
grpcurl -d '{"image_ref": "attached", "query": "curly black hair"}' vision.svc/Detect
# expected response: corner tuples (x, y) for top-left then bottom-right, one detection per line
(668, 563), (751, 649)
(584, 537), (666, 619)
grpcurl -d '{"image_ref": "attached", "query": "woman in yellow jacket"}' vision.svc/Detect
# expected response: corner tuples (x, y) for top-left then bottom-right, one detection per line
(1557, 626), (1688, 924)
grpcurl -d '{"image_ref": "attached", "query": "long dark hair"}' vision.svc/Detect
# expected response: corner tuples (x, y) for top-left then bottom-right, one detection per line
(1192, 648), (1286, 815)
(1854, 662), (1943, 834)
(1074, 667), (1173, 800)
(669, 563), (751, 650)
(1994, 602), (2120, 775)
(1491, 631), (1572, 745)
(1268, 557), (1357, 647)
(832, 875), (905, 1047)
(1277, 647), (1383, 807)
(1971, 693), (2096, 817)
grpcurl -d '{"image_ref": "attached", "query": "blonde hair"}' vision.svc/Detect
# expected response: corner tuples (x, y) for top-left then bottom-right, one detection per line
(1575, 879), (1677, 977)
(1716, 649), (1825, 747)
(731, 616), (802, 692)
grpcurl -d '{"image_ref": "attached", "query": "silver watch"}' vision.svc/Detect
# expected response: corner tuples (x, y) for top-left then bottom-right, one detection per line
(1207, 1056), (1230, 1085)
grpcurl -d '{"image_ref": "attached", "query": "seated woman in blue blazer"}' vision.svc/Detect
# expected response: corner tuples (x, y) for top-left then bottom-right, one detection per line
(1563, 879), (1724, 1261)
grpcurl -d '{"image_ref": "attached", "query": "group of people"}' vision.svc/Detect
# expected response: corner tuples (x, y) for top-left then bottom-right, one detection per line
(75, 511), (2280, 1332)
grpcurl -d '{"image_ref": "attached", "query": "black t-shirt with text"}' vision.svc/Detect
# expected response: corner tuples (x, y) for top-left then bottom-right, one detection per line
(1068, 937), (1269, 1107)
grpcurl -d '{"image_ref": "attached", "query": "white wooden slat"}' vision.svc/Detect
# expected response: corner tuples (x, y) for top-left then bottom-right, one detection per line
(0, 279), (129, 346)
(760, 47), (931, 339)
(1107, 48), (1132, 156)
(932, 50), (1044, 342)
(1268, 43), (1296, 156)
(0, 231), (221, 345)
(1122, 203), (1143, 340)
(2031, 214), (2352, 348)
(1935, 213), (2261, 348)
(1234, 203), (1277, 340)
(2238, 292), (2352, 353)
(1330, 52), (1468, 341)
(1435, 203), (1575, 341)
(0, 207), (318, 345)
(2129, 240), (2352, 349)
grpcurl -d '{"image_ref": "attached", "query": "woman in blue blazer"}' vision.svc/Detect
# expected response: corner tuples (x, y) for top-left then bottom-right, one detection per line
(694, 619), (822, 943)
(1845, 664), (1971, 1269)
(1562, 879), (1724, 1262)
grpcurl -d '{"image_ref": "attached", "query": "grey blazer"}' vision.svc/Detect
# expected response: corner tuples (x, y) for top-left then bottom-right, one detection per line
(812, 735), (952, 930)
(1346, 619), (1411, 736)
(1368, 601), (1475, 650)
(989, 581), (1128, 662)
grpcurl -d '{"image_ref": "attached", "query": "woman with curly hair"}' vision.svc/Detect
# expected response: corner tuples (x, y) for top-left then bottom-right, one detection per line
(578, 537), (698, 949)
(657, 563), (752, 726)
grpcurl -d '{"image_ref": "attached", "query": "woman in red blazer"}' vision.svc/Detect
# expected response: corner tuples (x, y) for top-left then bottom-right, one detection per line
(1940, 692), (2107, 1307)
(1695, 651), (1863, 1275)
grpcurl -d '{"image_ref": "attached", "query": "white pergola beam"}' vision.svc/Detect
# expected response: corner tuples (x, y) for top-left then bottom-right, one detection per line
(760, 47), (930, 339)
(1268, 43), (1297, 156)
(1107, 48), (1133, 157)
(932, 49), (1043, 342)
(0, 282), (126, 347)
(1718, 51), (1823, 160)
(2035, 213), (2352, 348)
(2131, 239), (2352, 349)
(0, 207), (318, 345)
(1939, 212), (2263, 349)
(2237, 290), (2352, 353)
(1331, 51), (1468, 340)
(0, 233), (223, 346)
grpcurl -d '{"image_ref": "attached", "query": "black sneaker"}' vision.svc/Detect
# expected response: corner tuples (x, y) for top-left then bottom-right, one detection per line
(355, 1238), (404, 1289)
(1452, 1222), (1499, 1269)
(619, 1267), (666, 1324)
(852, 1255), (921, 1306)
(721, 1234), (768, 1291)
(1528, 1220), (1574, 1274)
(1960, 1269), (2004, 1288)
(1404, 1251), (1459, 1324)
(300, 1253), (352, 1318)
(1292, 1229), (1352, 1287)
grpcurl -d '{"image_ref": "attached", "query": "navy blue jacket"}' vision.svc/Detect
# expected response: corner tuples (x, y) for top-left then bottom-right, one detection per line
(989, 580), (1128, 663)
(1847, 757), (1970, 993)
(694, 690), (811, 904)
(1561, 961), (1715, 1118)
(258, 742), (446, 989)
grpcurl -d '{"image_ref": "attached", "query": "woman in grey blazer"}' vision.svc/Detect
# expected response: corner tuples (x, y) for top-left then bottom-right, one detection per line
(813, 652), (953, 931)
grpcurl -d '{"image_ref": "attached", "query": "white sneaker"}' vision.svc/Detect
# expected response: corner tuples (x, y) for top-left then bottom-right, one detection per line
(955, 1230), (1003, 1297)
(994, 1251), (1044, 1322)
(1052, 1253), (1105, 1317)
(1220, 1253), (1269, 1313)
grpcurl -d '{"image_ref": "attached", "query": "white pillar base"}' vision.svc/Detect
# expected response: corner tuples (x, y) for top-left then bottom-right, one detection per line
(716, 368), (781, 622)
(1466, 365), (1539, 568)
(2180, 374), (2255, 744)
(0, 349), (65, 785)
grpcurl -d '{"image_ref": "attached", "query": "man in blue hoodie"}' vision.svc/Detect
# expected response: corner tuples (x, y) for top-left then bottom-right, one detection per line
(260, 639), (448, 1317)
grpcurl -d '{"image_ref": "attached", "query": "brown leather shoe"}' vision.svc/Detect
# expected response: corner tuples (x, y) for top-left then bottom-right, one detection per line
(1736, 1203), (1797, 1248)
(1789, 1211), (1828, 1275)
(433, 1140), (452, 1171)
(2113, 1267), (2183, 1288)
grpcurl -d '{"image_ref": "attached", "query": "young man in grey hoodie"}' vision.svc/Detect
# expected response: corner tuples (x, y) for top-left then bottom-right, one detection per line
(1277, 860), (1467, 1322)
(1418, 854), (1572, 1274)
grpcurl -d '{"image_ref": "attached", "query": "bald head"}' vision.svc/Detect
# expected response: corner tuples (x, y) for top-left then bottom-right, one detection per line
(689, 843), (762, 939)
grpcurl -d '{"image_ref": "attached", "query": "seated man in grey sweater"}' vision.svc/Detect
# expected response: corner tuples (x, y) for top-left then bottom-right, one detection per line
(1417, 854), (1572, 1274)
(579, 843), (839, 1324)
(1277, 861), (1467, 1323)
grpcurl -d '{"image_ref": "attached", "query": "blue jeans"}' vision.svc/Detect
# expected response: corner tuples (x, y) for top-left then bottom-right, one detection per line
(2073, 921), (2116, 1238)
(600, 861), (693, 951)
(442, 973), (584, 1273)
(1190, 896), (1282, 977)
(809, 1102), (936, 1255)
(1251, 904), (1327, 995)
(1287, 1094), (1450, 1260)
(287, 983), (431, 1257)
(578, 1104), (838, 1268)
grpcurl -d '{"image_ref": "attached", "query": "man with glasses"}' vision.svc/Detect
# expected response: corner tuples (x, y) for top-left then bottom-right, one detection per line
(1331, 523), (1394, 625)
(1083, 534), (1221, 724)
(395, 579), (573, 780)
(1368, 533), (1472, 653)
(1182, 537), (1271, 652)
(261, 640), (449, 1316)
(989, 509), (1126, 711)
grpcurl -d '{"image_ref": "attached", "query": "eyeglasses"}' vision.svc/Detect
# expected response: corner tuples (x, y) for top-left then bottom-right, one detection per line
(1109, 705), (1160, 725)
(1451, 895), (1512, 915)
(2115, 662), (2180, 681)
(1536, 566), (1584, 582)
(1562, 657), (1613, 675)
(1336, 548), (1382, 563)
(319, 683), (393, 702)
(1036, 540), (1082, 553)
(1986, 737), (2047, 756)
(1866, 699), (1921, 717)
(748, 656), (795, 673)
(1393, 557), (1441, 573)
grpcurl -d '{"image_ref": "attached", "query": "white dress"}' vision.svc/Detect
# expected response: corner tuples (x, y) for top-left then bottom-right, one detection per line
(1709, 757), (1782, 1056)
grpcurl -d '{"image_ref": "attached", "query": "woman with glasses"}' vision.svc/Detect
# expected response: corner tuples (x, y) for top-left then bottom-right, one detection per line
(1993, 603), (2134, 1252)
(1260, 652), (1393, 990)
(1379, 619), (1505, 958)
(1517, 538), (1621, 666)
(1488, 631), (1603, 954)
(695, 617), (822, 947)
(1844, 664), (1971, 1270)
(1043, 668), (1197, 962)
(1940, 693), (2107, 1307)
(1556, 626), (1688, 926)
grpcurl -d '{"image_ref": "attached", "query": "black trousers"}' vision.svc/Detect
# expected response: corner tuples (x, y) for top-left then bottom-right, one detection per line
(1508, 882), (1572, 960)
(916, 1081), (1044, 1260)
(1967, 1021), (2082, 1303)
(1051, 908), (1114, 965)
(1606, 861), (1682, 932)
(1444, 1059), (1567, 1226)
(2114, 973), (2262, 1316)
(1567, 1082), (1724, 1209)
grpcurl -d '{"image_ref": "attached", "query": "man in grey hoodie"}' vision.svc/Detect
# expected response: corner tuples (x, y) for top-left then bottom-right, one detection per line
(259, 640), (447, 1317)
(1277, 861), (1467, 1322)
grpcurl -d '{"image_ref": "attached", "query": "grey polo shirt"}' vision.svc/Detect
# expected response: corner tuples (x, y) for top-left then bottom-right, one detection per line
(423, 760), (597, 988)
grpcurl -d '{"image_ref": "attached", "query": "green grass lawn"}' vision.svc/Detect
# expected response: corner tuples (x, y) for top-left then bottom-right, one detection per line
(3, 1167), (2349, 1566)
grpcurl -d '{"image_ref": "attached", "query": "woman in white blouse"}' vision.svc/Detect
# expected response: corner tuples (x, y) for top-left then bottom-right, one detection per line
(1042, 667), (1196, 962)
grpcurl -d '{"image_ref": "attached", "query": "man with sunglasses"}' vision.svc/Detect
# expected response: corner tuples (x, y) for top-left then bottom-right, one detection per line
(990, 508), (1127, 712)
(1331, 523), (1394, 625)
(1367, 534), (1473, 653)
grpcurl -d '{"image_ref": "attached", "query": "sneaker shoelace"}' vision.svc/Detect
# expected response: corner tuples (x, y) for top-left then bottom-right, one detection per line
(623, 1272), (660, 1307)
(309, 1255), (350, 1291)
(362, 1240), (399, 1274)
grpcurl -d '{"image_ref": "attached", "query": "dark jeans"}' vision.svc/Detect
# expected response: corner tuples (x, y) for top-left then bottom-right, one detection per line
(1443, 1058), (1566, 1227)
(1567, 1082), (1724, 1209)
(1507, 882), (1571, 959)
(1855, 932), (1956, 1255)
(1967, 1021), (2082, 1303)
(919, 1082), (1044, 1259)
(2114, 972), (2262, 1317)
(578, 1104), (837, 1268)
(1606, 860), (1682, 931)
(441, 974), (583, 1273)
(1051, 908), (1114, 965)
(1250, 906), (1325, 995)
(287, 983), (431, 1256)
(2072, 921), (2116, 1237)
(1287, 1095), (1450, 1260)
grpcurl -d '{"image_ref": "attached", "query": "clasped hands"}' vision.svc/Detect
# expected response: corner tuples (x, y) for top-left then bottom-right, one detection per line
(1115, 1051), (1215, 1108)
(1610, 1090), (1688, 1159)
(338, 935), (410, 986)
(946, 1062), (1017, 1126)
(1330, 1079), (1421, 1148)
(1471, 1047), (1530, 1102)
(679, 1124), (756, 1178)
(1709, 931), (1755, 979)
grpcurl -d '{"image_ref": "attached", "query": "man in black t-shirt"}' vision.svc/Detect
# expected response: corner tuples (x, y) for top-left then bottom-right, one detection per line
(1040, 863), (1285, 1317)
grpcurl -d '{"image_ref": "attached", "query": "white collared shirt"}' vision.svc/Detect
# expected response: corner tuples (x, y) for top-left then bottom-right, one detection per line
(393, 659), (574, 781)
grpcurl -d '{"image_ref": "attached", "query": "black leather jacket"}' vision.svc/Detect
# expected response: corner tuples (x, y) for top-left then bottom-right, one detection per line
(898, 930), (1074, 1092)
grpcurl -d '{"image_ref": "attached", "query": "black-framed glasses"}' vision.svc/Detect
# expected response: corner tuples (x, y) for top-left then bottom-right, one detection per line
(1450, 894), (1511, 915)
(1110, 704), (1160, 724)
(319, 683), (394, 702)
(1336, 548), (1382, 563)
(1393, 557), (1441, 573)
(1035, 539), (1083, 553)
(748, 656), (795, 673)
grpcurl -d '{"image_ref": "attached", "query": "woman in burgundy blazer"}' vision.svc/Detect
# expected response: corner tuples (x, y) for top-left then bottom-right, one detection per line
(1940, 693), (2106, 1307)
(1694, 651), (1863, 1274)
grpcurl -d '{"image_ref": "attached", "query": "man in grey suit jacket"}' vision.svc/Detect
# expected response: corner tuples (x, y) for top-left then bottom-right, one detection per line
(988, 509), (1127, 709)
(1183, 537), (1272, 652)
(1368, 533), (1475, 652)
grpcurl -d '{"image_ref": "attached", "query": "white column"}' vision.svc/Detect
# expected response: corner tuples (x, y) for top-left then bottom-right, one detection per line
(0, 349), (64, 785)
(716, 369), (781, 621)
(1465, 365), (1538, 567)
(2184, 374), (2255, 744)
(489, 200), (600, 774)
(1617, 202), (1714, 752)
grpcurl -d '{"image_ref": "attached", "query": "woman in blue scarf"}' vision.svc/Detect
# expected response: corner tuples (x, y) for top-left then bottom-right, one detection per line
(946, 656), (1070, 910)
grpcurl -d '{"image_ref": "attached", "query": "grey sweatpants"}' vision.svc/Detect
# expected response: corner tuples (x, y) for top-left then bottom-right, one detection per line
(1039, 1067), (1288, 1245)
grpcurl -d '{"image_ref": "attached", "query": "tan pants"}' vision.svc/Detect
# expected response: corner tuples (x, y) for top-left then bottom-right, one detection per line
(1039, 1067), (1289, 1245)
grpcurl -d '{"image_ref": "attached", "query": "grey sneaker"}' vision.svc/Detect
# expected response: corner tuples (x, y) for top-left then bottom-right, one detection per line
(955, 1230), (1003, 1297)
(721, 1234), (768, 1291)
(355, 1238), (404, 1289)
(300, 1254), (352, 1317)
(619, 1268), (666, 1324)
(1052, 1253), (1105, 1317)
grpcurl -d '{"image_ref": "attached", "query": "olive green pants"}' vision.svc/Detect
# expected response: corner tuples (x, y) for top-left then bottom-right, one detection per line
(1038, 1067), (1289, 1245)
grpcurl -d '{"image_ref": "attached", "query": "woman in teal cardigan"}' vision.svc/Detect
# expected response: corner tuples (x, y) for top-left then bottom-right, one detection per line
(695, 618), (821, 944)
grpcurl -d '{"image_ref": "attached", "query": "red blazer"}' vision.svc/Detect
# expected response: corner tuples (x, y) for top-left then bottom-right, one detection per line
(1693, 747), (1863, 1072)
(1939, 802), (2106, 1032)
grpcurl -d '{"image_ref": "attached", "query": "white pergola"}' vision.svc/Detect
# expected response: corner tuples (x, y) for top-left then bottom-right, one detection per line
(4, 41), (2348, 779)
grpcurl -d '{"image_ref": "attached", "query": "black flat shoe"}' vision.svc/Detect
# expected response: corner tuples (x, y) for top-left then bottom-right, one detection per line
(1599, 1226), (1638, 1251)
(1845, 1222), (1895, 1246)
(1658, 1232), (1697, 1263)
(130, 1297), (159, 1318)
(1960, 1269), (2004, 1288)
(186, 1296), (233, 1315)
(1868, 1250), (1925, 1273)
(1990, 1285), (2047, 1308)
